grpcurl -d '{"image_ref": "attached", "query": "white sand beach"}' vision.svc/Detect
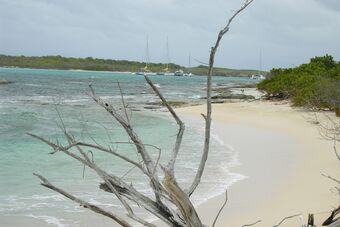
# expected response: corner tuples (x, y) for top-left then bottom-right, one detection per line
(177, 101), (339, 227)
(4, 99), (338, 227)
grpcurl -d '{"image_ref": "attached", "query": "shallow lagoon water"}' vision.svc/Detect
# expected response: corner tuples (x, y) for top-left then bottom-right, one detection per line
(0, 68), (251, 226)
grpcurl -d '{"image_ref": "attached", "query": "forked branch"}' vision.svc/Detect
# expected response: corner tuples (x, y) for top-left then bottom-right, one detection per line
(33, 173), (132, 227)
(145, 76), (185, 174)
(188, 0), (254, 196)
(31, 0), (255, 226)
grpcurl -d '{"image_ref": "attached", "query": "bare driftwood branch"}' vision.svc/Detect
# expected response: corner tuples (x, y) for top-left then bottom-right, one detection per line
(323, 206), (340, 226)
(188, 0), (254, 196)
(312, 112), (340, 143)
(212, 189), (228, 227)
(241, 220), (262, 227)
(30, 1), (255, 226)
(145, 76), (185, 174)
(33, 173), (133, 227)
(117, 81), (131, 125)
(273, 213), (301, 227)
(321, 171), (340, 185)
(88, 84), (155, 174)
(328, 219), (340, 227)
(162, 168), (203, 227)
(334, 143), (340, 161)
(335, 187), (340, 204)
(29, 132), (180, 226)
(88, 84), (165, 203)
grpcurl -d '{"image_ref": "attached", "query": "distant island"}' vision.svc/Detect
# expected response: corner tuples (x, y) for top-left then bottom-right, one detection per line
(0, 54), (265, 77)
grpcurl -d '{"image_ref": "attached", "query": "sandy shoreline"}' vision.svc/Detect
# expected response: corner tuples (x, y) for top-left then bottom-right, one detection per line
(3, 100), (338, 227)
(177, 101), (339, 227)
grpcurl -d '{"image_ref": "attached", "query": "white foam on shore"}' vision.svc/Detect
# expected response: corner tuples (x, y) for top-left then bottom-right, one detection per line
(26, 214), (69, 227)
(174, 116), (248, 208)
(211, 132), (226, 146)
(155, 111), (248, 209)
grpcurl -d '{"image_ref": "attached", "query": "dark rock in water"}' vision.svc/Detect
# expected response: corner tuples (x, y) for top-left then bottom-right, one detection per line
(0, 80), (14, 85)
(145, 100), (188, 108)
(144, 106), (161, 110)
(145, 101), (162, 106)
(211, 100), (226, 104)
(211, 94), (255, 100)
(231, 83), (257, 88)
(211, 87), (232, 94)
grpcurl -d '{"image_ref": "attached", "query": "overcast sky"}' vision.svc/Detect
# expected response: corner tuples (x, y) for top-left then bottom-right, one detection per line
(0, 0), (339, 70)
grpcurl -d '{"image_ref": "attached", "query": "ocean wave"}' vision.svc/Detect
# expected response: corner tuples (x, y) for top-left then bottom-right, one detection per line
(26, 214), (69, 227)
(25, 83), (42, 87)
(188, 94), (202, 99)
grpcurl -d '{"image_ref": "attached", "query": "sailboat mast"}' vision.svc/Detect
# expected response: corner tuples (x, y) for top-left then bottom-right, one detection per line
(259, 49), (262, 72)
(166, 36), (170, 70)
(146, 34), (150, 68)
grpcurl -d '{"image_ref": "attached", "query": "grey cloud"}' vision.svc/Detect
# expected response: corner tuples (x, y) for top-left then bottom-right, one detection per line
(0, 0), (339, 70)
(315, 0), (340, 12)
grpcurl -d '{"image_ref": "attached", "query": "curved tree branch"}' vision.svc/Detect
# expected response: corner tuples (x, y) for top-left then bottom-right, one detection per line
(241, 220), (262, 227)
(273, 213), (301, 227)
(33, 173), (132, 227)
(212, 189), (228, 227)
(145, 76), (185, 175)
(188, 0), (255, 196)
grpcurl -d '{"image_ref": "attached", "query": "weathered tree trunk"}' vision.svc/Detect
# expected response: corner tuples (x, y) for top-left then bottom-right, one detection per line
(29, 1), (255, 226)
(335, 106), (340, 117)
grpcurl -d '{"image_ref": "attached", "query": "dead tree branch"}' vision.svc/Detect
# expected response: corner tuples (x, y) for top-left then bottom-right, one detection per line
(241, 220), (262, 227)
(273, 213), (301, 227)
(334, 143), (340, 161)
(117, 81), (131, 125)
(328, 219), (340, 227)
(88, 84), (165, 204)
(29, 132), (181, 226)
(321, 171), (340, 185)
(145, 76), (185, 175)
(212, 189), (228, 227)
(323, 206), (340, 226)
(188, 0), (254, 196)
(30, 0), (255, 226)
(33, 173), (132, 227)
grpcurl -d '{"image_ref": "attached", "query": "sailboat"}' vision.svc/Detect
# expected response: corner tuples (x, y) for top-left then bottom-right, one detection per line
(183, 53), (193, 77)
(250, 49), (265, 80)
(136, 35), (154, 75)
(157, 37), (173, 76)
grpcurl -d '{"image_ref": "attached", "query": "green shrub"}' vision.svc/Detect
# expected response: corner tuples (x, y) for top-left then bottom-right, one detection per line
(258, 55), (340, 110)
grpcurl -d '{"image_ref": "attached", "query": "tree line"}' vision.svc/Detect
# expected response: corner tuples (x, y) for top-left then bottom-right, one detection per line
(0, 54), (261, 77)
(258, 54), (340, 115)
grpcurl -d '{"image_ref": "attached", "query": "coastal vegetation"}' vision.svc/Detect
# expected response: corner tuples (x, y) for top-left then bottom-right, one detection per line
(258, 55), (340, 113)
(0, 54), (262, 77)
(189, 65), (266, 77)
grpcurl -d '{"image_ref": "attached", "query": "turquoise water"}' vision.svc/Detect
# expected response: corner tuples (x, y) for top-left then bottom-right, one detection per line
(0, 68), (250, 226)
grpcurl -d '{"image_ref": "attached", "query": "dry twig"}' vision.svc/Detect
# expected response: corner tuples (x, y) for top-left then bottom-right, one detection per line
(212, 189), (229, 227)
(273, 213), (301, 227)
(241, 220), (262, 227)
